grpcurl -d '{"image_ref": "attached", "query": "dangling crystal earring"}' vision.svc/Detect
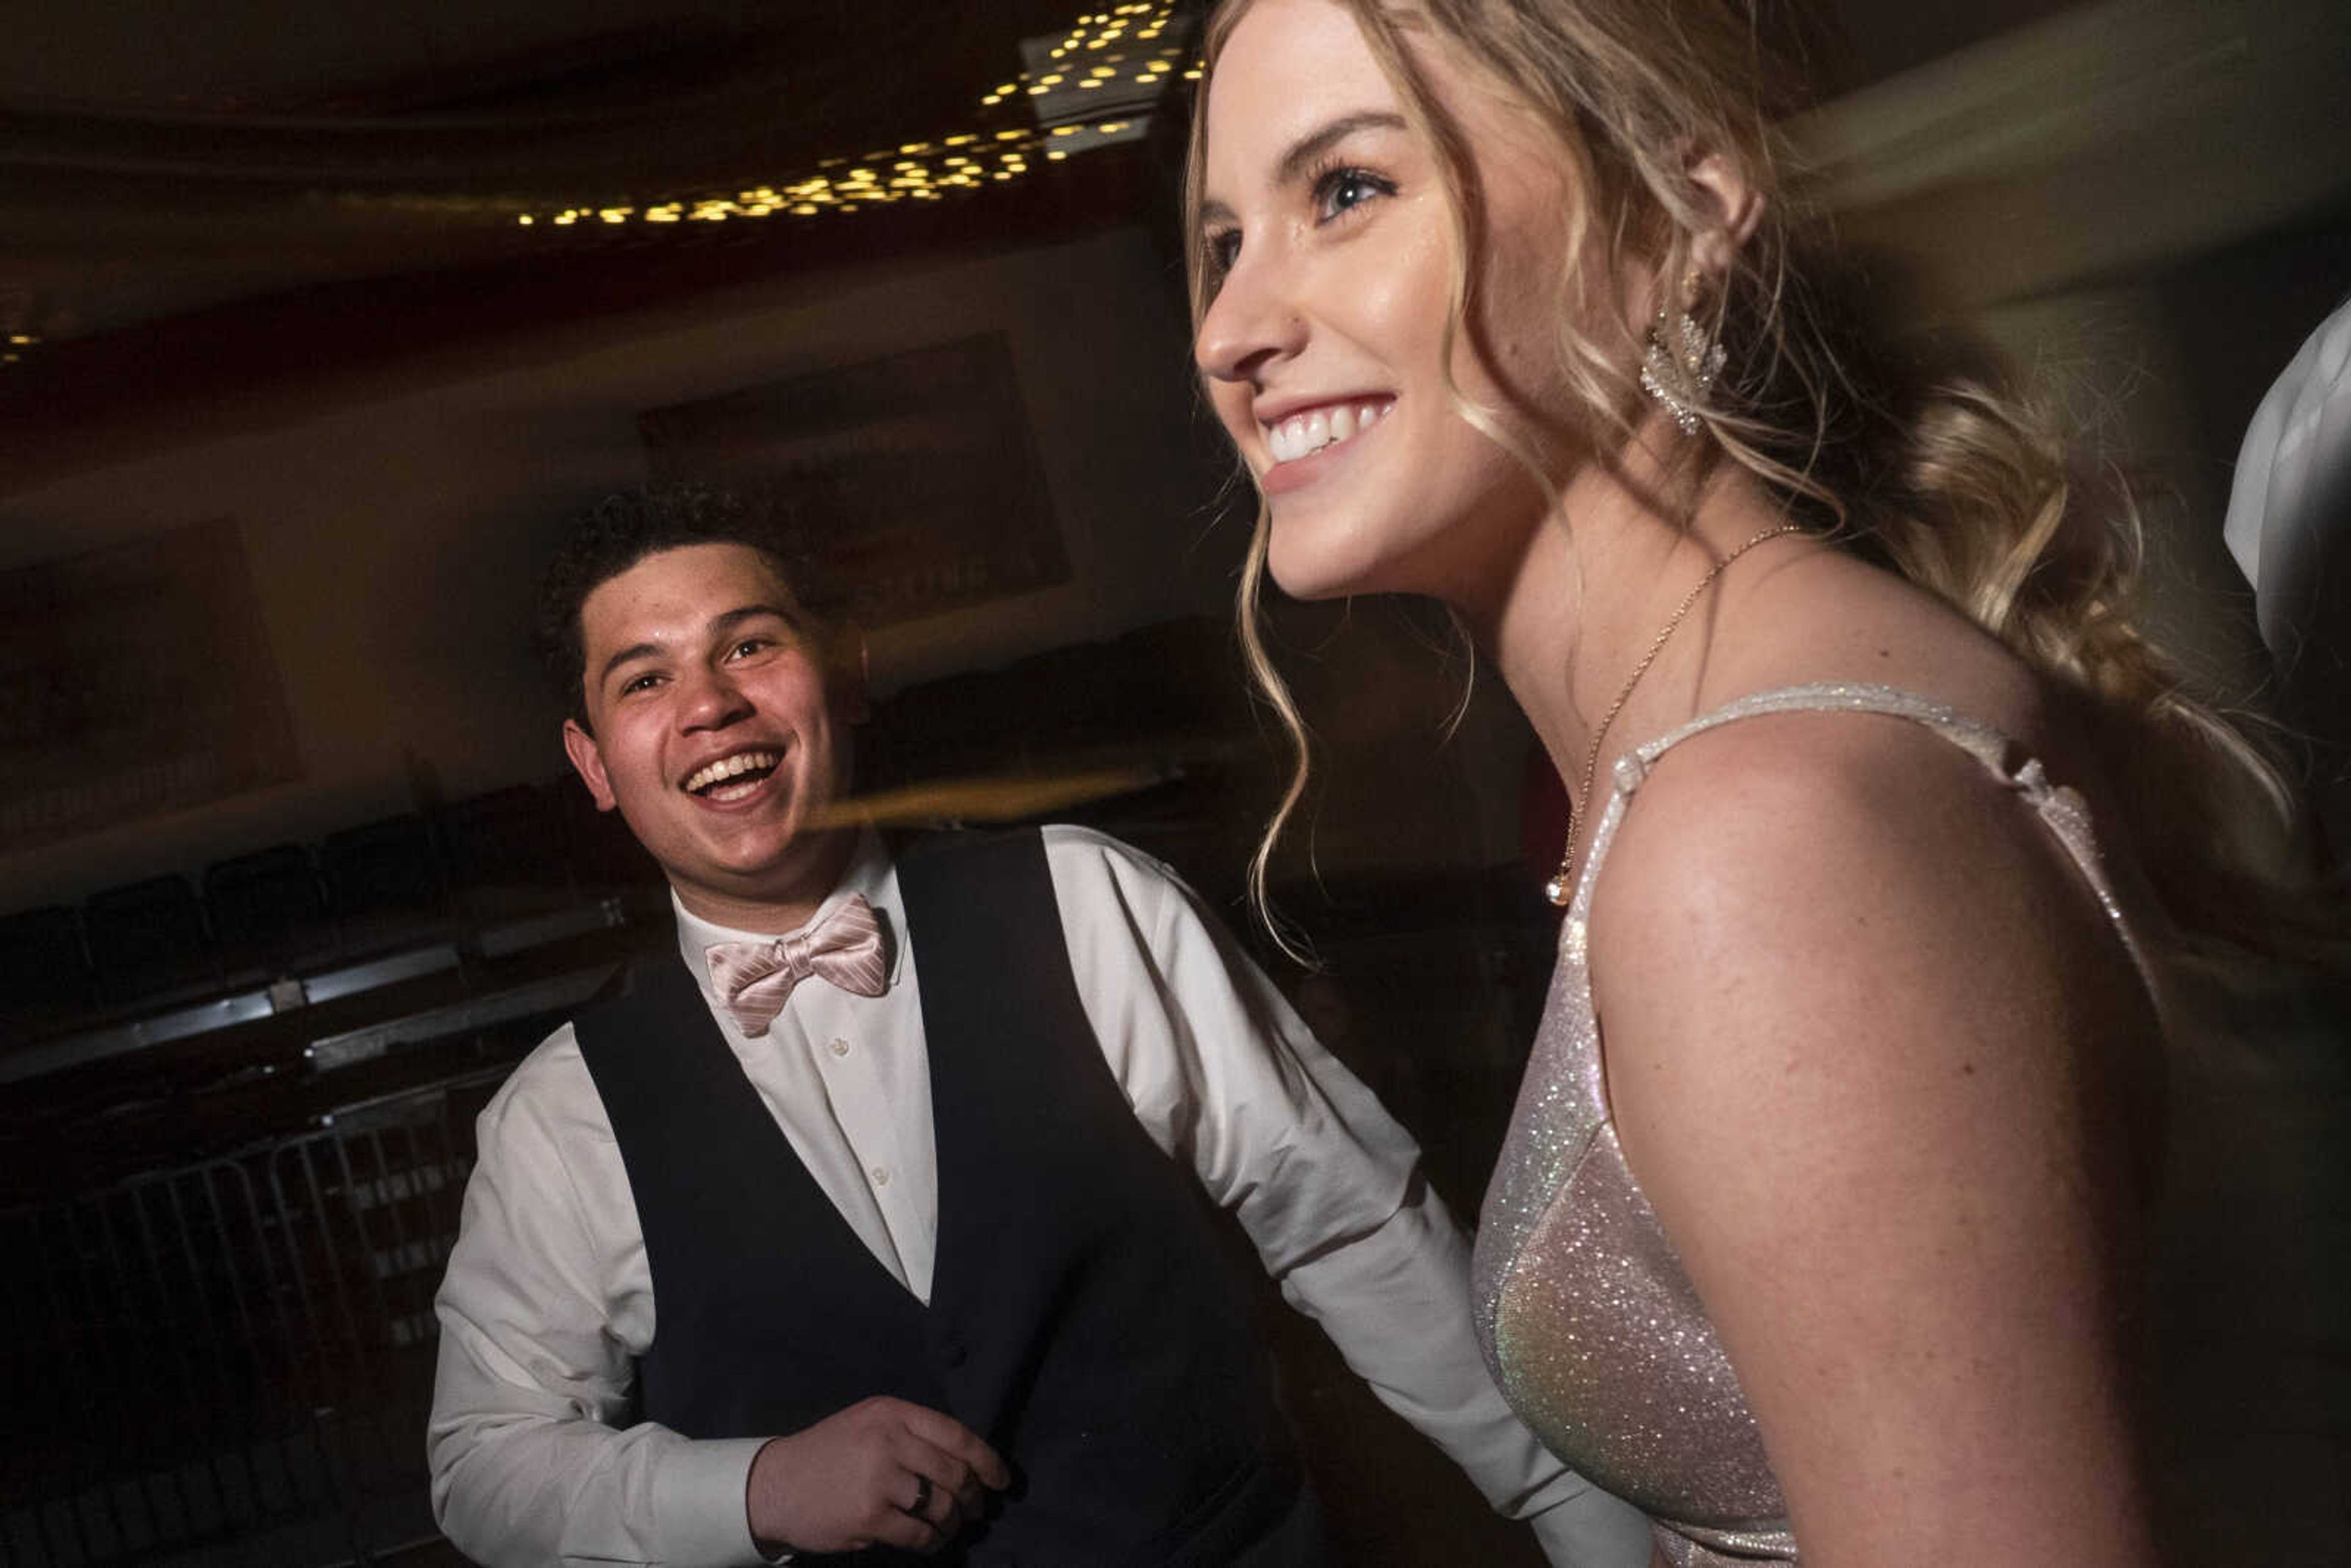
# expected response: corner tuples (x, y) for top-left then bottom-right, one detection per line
(1638, 275), (1725, 435)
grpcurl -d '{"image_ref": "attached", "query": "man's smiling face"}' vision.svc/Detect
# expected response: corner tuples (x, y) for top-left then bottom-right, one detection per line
(561, 541), (860, 928)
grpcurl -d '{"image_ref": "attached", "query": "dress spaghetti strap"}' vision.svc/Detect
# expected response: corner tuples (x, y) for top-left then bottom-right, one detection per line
(1565, 681), (2150, 988)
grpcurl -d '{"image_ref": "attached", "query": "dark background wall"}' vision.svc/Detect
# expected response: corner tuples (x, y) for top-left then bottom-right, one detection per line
(0, 225), (1254, 910)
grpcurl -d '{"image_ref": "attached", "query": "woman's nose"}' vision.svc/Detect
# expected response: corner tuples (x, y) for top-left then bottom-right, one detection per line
(1194, 244), (1306, 388)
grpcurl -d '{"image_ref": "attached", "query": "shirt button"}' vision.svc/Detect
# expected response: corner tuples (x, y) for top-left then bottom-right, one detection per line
(828, 1038), (850, 1057)
(870, 1166), (891, 1187)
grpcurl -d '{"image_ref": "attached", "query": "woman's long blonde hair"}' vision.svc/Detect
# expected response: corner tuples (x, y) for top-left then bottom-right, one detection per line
(1183, 0), (2328, 966)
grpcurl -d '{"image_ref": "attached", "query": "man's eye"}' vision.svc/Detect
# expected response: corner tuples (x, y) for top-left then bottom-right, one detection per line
(727, 637), (773, 660)
(619, 672), (661, 696)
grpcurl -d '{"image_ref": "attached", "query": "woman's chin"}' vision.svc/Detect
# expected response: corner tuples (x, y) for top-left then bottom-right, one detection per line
(1267, 527), (1390, 603)
(1267, 563), (1351, 603)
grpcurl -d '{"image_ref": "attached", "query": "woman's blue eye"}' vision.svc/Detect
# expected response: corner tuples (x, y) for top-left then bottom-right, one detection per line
(1316, 168), (1391, 220)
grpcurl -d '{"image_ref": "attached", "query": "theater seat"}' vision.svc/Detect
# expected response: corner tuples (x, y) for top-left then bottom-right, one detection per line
(204, 843), (330, 975)
(0, 905), (96, 1037)
(321, 814), (449, 954)
(441, 784), (572, 920)
(84, 875), (216, 1002)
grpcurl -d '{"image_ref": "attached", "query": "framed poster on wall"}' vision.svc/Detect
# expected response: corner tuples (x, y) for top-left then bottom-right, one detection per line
(0, 517), (298, 852)
(638, 331), (1070, 626)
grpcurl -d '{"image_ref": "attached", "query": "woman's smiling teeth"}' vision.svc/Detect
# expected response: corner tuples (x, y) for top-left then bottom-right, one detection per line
(1264, 400), (1389, 463)
(683, 750), (780, 801)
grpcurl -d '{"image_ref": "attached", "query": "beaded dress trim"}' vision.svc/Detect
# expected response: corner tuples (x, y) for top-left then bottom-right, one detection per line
(1469, 684), (2147, 1566)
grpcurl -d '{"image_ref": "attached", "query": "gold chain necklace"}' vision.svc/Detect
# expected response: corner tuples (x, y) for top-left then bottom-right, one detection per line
(1546, 522), (1801, 906)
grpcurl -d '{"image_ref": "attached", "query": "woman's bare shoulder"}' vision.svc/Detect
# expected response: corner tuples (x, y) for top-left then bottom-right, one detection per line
(1591, 699), (2053, 959)
(1584, 693), (2149, 1187)
(1581, 702), (2159, 1561)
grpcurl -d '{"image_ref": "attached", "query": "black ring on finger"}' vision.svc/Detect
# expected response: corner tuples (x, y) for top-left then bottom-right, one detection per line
(910, 1472), (934, 1517)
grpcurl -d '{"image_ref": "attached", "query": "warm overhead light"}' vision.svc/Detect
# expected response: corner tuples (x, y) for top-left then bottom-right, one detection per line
(501, 3), (1194, 229)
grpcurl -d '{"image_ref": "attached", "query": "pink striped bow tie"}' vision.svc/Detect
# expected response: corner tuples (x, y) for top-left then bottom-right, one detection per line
(704, 893), (889, 1037)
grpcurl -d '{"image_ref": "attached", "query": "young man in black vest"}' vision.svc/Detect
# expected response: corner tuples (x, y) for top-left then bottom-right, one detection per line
(428, 489), (1646, 1567)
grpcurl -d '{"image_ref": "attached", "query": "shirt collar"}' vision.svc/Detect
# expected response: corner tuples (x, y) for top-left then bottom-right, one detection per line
(670, 825), (907, 1005)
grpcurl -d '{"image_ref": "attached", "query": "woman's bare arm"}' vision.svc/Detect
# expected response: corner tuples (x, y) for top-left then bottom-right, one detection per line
(1589, 711), (2158, 1567)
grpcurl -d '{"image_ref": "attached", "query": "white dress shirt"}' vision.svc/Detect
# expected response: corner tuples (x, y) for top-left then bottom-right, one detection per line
(429, 825), (1649, 1568)
(2224, 289), (2351, 664)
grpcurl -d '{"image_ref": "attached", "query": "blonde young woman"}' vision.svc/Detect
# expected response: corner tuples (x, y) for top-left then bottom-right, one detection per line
(1185, 1), (2329, 1564)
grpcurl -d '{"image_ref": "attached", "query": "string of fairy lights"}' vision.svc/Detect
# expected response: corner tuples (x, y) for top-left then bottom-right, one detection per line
(517, 2), (1199, 231)
(0, 4), (1201, 368)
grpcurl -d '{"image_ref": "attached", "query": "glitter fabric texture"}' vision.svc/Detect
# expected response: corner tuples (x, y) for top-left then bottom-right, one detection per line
(1470, 685), (2147, 1566)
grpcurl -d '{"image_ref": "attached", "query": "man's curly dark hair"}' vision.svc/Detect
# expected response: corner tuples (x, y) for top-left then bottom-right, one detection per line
(533, 482), (839, 729)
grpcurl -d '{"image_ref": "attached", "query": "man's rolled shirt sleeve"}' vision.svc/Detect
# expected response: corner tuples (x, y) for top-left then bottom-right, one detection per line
(429, 1030), (773, 1568)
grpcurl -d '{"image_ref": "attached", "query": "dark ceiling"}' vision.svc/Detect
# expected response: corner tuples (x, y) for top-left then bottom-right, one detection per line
(4, 1), (1106, 340)
(0, 0), (2082, 474)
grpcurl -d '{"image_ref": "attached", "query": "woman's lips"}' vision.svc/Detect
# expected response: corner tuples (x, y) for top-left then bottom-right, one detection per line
(1260, 398), (1392, 493)
(1261, 398), (1391, 463)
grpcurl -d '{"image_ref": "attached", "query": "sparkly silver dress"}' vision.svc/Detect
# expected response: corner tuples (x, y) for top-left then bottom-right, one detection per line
(1471, 685), (2147, 1566)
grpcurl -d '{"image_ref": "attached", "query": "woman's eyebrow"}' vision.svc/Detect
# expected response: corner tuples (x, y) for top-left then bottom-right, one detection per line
(1274, 110), (1408, 186)
(1199, 108), (1409, 231)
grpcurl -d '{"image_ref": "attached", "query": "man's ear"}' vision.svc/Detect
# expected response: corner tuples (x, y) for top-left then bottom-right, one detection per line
(562, 719), (620, 812)
(1687, 149), (1764, 279)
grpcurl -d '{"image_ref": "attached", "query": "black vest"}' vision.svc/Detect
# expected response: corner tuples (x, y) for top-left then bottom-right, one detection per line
(575, 830), (1321, 1567)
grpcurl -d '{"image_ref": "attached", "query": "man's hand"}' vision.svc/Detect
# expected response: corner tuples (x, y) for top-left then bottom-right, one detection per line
(746, 1396), (1013, 1556)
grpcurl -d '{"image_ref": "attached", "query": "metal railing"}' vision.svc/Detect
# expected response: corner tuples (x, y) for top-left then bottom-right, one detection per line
(2, 1072), (503, 1567)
